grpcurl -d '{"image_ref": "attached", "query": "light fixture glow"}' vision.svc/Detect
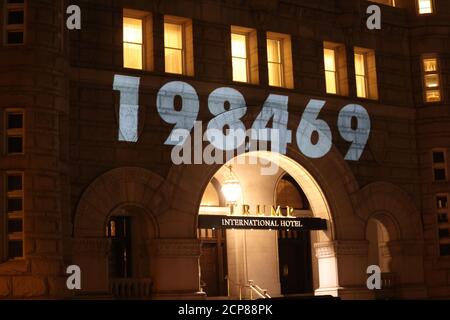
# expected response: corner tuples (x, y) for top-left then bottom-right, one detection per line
(221, 166), (242, 204)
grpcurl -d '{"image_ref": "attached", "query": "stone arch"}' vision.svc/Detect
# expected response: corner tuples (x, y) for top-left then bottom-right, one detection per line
(165, 144), (361, 241)
(355, 182), (423, 241)
(355, 182), (426, 298)
(163, 145), (366, 298)
(72, 167), (170, 295)
(73, 167), (170, 238)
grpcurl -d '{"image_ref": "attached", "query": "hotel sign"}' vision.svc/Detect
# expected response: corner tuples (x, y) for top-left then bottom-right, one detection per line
(198, 215), (327, 231)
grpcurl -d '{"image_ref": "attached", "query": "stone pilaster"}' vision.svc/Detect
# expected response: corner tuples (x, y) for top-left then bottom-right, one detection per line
(72, 238), (111, 294)
(151, 239), (205, 300)
(315, 240), (375, 300)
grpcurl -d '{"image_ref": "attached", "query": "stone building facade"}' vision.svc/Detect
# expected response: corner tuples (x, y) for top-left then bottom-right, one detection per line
(0, 0), (449, 299)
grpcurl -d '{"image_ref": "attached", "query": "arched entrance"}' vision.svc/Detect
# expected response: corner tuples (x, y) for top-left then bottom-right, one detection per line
(197, 151), (337, 299)
(72, 167), (165, 298)
(71, 153), (426, 299)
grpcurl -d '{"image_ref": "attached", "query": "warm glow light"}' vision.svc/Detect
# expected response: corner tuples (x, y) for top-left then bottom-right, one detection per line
(425, 74), (439, 88)
(355, 52), (367, 98)
(232, 33), (248, 82)
(426, 90), (441, 102)
(267, 38), (283, 87)
(423, 58), (437, 72)
(418, 0), (433, 14)
(123, 17), (143, 70)
(324, 48), (337, 94)
(164, 22), (184, 74)
(423, 57), (441, 102)
(221, 166), (242, 204)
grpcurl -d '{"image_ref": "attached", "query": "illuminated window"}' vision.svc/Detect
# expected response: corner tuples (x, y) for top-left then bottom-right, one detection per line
(432, 150), (447, 182)
(417, 0), (434, 14)
(6, 110), (24, 155)
(123, 17), (143, 69)
(232, 33), (248, 82)
(355, 53), (368, 98)
(164, 16), (194, 76)
(267, 38), (283, 87)
(324, 48), (338, 94)
(267, 32), (293, 89)
(123, 9), (153, 70)
(6, 172), (24, 259)
(354, 47), (378, 100)
(323, 42), (348, 96)
(4, 0), (25, 45)
(422, 57), (441, 103)
(231, 26), (258, 84)
(164, 22), (184, 74)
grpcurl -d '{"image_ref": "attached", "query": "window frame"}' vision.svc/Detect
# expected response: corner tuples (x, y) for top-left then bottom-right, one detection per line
(432, 149), (448, 182)
(231, 30), (250, 83)
(164, 21), (186, 75)
(416, 0), (435, 15)
(354, 51), (369, 99)
(5, 171), (24, 260)
(436, 194), (450, 257)
(122, 9), (153, 71)
(267, 36), (284, 88)
(266, 31), (294, 89)
(5, 109), (24, 156)
(164, 15), (194, 76)
(354, 47), (378, 100)
(3, 0), (26, 46)
(421, 55), (442, 104)
(324, 47), (338, 95)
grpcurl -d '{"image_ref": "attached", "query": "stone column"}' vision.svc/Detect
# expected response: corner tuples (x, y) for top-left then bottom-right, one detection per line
(151, 239), (205, 300)
(315, 240), (375, 300)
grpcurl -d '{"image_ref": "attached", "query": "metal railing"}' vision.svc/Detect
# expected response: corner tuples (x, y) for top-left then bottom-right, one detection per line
(376, 272), (397, 300)
(226, 276), (271, 300)
(248, 280), (271, 299)
(110, 278), (153, 299)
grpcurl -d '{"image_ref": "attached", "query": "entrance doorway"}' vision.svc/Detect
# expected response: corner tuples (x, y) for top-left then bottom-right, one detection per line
(198, 228), (228, 297)
(278, 230), (313, 295)
(198, 159), (318, 298)
(276, 175), (313, 295)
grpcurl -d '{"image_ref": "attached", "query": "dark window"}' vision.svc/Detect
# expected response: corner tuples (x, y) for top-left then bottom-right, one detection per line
(433, 152), (445, 164)
(438, 229), (450, 238)
(7, 136), (23, 154)
(440, 244), (450, 256)
(8, 240), (23, 259)
(8, 219), (23, 233)
(434, 168), (446, 181)
(107, 216), (132, 278)
(7, 174), (22, 192)
(438, 214), (449, 224)
(7, 198), (22, 213)
(7, 31), (24, 44)
(437, 196), (448, 209)
(7, 10), (24, 24)
(7, 113), (23, 129)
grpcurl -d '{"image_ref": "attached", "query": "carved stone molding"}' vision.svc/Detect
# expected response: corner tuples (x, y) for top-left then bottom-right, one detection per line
(72, 238), (111, 256)
(381, 240), (424, 257)
(154, 239), (201, 258)
(315, 241), (369, 258)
